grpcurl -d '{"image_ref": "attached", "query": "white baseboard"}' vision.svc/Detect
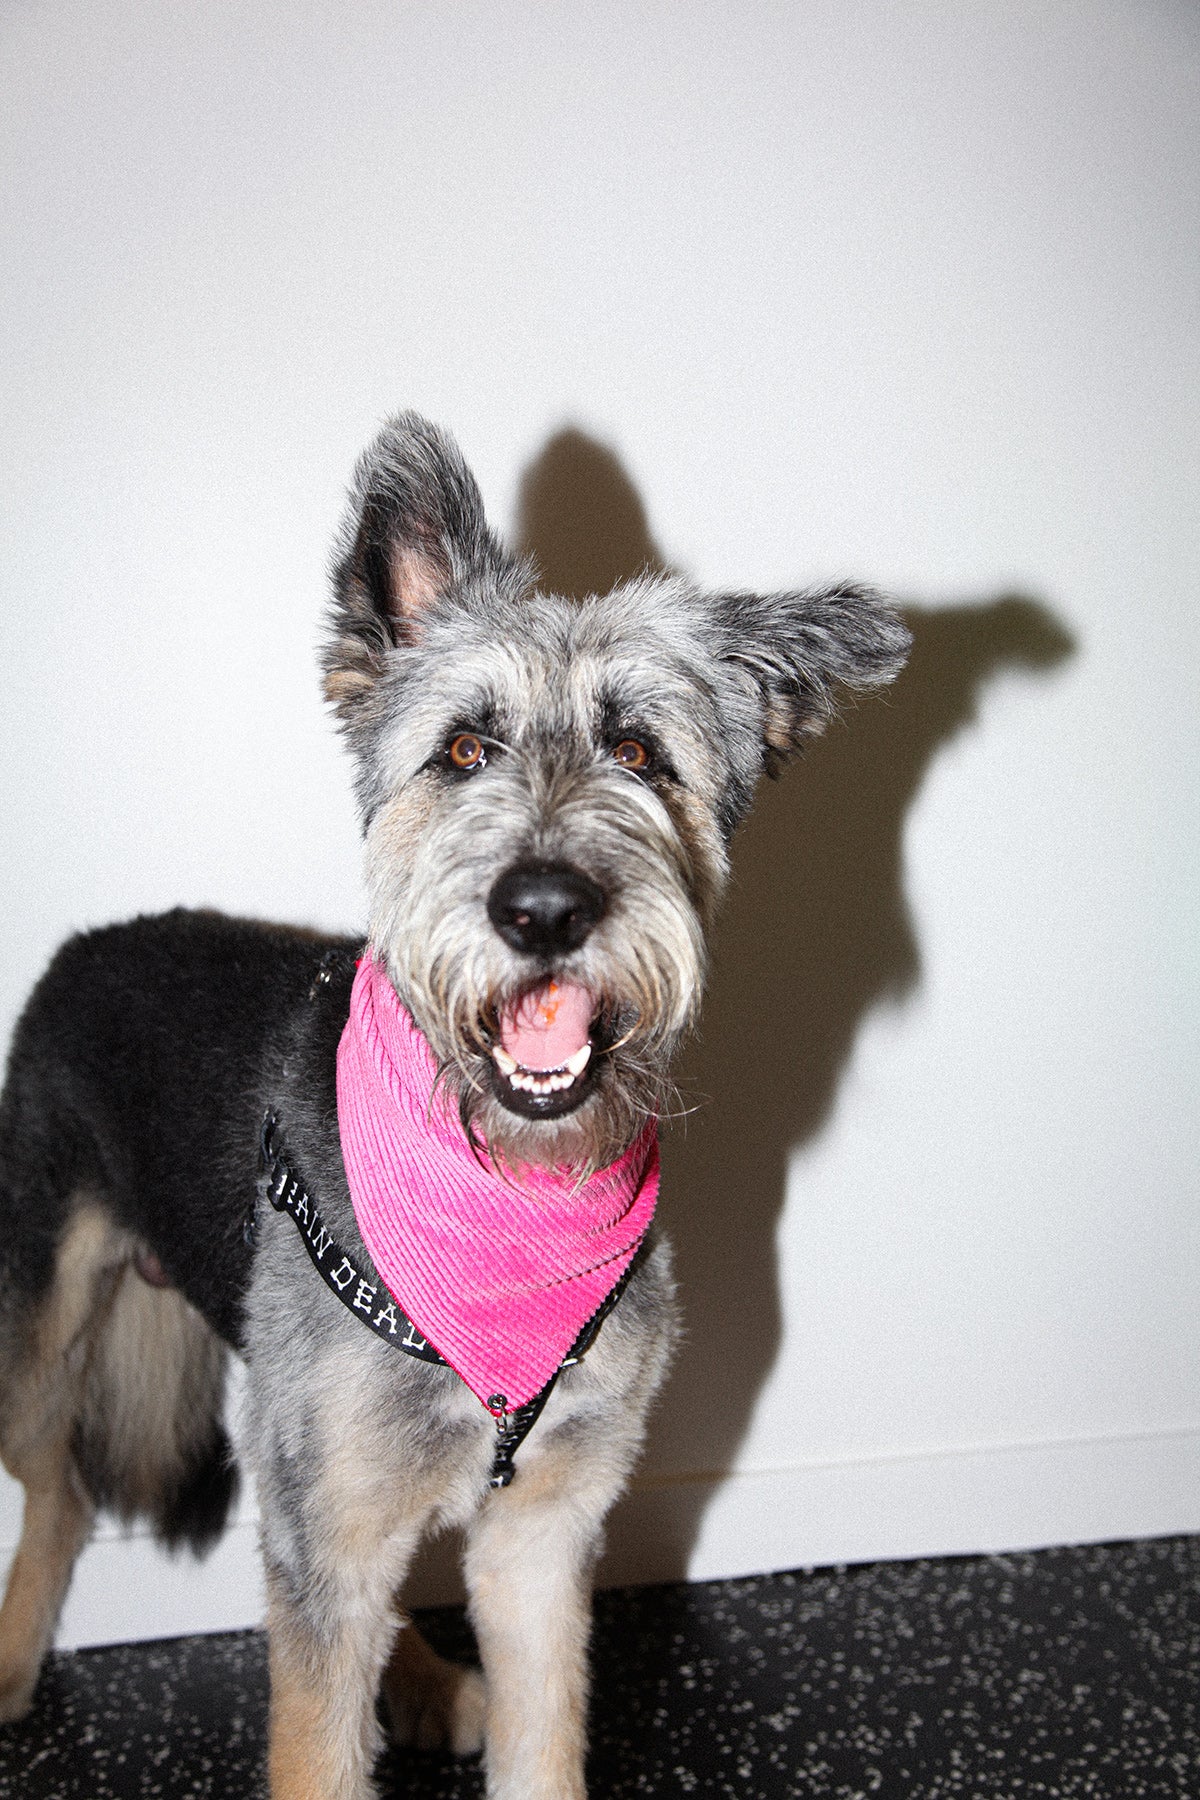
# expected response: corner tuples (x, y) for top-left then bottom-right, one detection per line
(55, 1516), (268, 1650)
(601, 1425), (1200, 1586)
(39, 1427), (1200, 1649)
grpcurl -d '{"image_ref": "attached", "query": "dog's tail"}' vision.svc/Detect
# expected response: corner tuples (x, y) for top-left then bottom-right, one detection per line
(71, 1249), (239, 1554)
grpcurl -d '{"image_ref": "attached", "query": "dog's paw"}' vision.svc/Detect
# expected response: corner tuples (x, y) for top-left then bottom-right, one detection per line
(385, 1660), (486, 1756)
(0, 1662), (38, 1726)
(381, 1624), (486, 1756)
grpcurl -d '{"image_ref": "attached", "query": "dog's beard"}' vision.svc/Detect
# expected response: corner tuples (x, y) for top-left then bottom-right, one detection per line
(379, 913), (704, 1176)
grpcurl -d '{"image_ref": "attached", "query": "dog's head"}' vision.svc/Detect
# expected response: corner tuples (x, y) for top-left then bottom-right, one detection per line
(323, 413), (910, 1172)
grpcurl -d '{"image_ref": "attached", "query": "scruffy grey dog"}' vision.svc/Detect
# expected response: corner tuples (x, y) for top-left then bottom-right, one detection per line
(0, 414), (909, 1798)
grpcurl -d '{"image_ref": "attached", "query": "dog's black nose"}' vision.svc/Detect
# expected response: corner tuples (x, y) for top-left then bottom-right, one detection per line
(487, 862), (606, 956)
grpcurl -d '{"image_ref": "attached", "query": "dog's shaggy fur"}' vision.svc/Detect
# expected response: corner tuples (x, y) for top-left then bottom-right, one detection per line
(0, 414), (909, 1797)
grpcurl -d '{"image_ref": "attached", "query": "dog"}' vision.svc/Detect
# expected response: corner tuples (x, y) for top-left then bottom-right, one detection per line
(0, 413), (910, 1798)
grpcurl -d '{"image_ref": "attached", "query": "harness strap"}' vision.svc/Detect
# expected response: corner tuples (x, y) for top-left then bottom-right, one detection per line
(252, 1110), (633, 1487)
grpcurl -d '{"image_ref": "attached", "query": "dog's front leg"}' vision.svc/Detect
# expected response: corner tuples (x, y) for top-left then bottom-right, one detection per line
(464, 1443), (617, 1800)
(265, 1551), (410, 1800)
(258, 1455), (430, 1800)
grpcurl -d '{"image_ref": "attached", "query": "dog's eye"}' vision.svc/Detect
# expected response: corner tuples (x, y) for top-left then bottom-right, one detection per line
(447, 733), (486, 771)
(612, 739), (650, 772)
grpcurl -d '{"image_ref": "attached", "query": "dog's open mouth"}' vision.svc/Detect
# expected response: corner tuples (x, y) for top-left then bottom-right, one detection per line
(489, 981), (598, 1117)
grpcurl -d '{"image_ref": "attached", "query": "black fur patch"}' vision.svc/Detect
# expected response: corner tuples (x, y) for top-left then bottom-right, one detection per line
(0, 910), (361, 1346)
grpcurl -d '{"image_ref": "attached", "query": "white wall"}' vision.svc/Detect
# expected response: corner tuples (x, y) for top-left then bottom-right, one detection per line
(1, 0), (1197, 1647)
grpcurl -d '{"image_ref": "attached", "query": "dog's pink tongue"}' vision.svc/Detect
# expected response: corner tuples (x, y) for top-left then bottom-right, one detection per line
(499, 982), (594, 1071)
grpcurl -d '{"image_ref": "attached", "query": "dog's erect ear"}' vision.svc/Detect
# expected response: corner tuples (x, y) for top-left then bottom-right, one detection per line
(715, 583), (911, 772)
(324, 412), (508, 720)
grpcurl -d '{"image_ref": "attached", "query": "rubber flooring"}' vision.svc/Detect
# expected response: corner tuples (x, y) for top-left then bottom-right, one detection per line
(2, 1535), (1197, 1798)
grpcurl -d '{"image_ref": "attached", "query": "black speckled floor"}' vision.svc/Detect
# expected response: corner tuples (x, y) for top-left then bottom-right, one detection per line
(1, 1536), (1197, 1798)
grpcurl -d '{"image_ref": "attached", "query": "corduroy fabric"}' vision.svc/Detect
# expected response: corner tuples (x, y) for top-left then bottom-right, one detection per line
(336, 956), (659, 1411)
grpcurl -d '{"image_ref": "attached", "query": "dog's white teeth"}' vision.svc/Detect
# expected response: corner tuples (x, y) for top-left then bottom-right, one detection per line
(497, 1043), (593, 1095)
(504, 1064), (582, 1095)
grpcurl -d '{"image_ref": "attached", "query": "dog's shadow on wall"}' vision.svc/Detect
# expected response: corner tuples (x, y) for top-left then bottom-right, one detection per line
(513, 427), (1077, 1583)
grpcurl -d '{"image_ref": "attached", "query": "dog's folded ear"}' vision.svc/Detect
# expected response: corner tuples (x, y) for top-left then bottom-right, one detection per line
(715, 584), (911, 772)
(323, 412), (509, 722)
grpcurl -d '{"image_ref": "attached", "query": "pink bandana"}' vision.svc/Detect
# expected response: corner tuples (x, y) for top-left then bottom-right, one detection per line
(335, 956), (659, 1411)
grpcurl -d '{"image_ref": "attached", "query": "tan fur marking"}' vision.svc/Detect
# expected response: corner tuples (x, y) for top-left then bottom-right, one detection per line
(32, 1204), (122, 1353)
(266, 1569), (391, 1800)
(323, 666), (378, 709)
(0, 1204), (121, 1719)
(0, 1204), (122, 1480)
(666, 787), (729, 933)
(366, 782), (441, 887)
(0, 1468), (92, 1721)
(268, 1634), (342, 1800)
(762, 692), (800, 753)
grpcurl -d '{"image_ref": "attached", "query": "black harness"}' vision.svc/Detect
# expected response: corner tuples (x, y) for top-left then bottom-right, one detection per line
(253, 1109), (633, 1488)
